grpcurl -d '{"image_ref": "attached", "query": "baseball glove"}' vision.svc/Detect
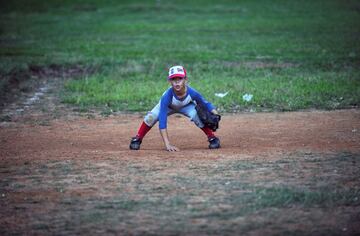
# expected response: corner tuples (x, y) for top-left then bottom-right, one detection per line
(195, 103), (221, 131)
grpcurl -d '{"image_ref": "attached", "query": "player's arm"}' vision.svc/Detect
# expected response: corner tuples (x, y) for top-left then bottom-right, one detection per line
(158, 90), (179, 152)
(190, 87), (218, 114)
(160, 129), (179, 152)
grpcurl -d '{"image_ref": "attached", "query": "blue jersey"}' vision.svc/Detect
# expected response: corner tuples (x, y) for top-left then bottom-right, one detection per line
(159, 86), (215, 129)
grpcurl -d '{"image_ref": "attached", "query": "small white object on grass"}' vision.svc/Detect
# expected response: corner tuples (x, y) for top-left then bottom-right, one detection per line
(215, 91), (229, 98)
(242, 93), (253, 102)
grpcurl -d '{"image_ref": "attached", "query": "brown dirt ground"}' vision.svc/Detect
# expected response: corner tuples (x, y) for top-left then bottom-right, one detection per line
(1, 109), (359, 162)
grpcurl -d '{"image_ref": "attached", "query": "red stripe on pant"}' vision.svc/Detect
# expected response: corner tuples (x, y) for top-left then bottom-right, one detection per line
(137, 122), (151, 139)
(201, 126), (215, 138)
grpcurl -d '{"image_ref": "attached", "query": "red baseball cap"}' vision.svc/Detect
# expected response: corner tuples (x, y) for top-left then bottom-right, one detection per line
(168, 65), (187, 79)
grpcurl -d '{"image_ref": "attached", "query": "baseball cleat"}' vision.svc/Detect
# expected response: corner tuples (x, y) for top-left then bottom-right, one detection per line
(208, 136), (220, 149)
(129, 136), (142, 150)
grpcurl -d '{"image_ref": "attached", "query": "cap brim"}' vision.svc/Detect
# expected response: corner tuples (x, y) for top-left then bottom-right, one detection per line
(168, 74), (186, 79)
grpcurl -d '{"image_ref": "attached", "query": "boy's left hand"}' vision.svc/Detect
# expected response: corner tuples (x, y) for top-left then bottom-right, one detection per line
(196, 107), (220, 132)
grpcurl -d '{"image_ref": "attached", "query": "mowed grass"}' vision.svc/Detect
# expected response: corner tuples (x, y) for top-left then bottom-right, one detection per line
(1, 0), (359, 112)
(1, 152), (359, 235)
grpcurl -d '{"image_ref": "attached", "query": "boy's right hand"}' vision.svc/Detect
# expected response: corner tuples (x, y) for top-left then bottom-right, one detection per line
(160, 129), (179, 152)
(166, 144), (179, 152)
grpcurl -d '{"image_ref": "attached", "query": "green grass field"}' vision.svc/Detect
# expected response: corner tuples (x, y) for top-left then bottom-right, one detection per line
(1, 0), (360, 112)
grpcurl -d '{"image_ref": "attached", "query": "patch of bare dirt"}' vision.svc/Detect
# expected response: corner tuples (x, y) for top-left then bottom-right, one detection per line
(0, 109), (359, 162)
(0, 64), (98, 123)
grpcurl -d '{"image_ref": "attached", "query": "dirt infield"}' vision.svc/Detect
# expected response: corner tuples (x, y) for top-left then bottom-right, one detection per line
(1, 109), (360, 235)
(1, 109), (359, 160)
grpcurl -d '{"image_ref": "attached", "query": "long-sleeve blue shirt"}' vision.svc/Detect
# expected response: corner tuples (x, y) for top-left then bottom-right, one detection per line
(159, 86), (215, 129)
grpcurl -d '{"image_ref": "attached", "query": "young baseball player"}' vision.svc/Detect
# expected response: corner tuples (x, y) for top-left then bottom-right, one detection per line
(129, 65), (220, 151)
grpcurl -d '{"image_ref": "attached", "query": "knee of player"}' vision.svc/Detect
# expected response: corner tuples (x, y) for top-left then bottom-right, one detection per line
(144, 112), (157, 126)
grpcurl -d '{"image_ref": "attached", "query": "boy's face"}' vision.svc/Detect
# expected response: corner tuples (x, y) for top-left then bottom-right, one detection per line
(169, 77), (187, 92)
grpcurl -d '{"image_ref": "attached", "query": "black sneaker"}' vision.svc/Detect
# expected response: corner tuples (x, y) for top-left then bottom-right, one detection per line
(208, 136), (220, 149)
(129, 136), (142, 150)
